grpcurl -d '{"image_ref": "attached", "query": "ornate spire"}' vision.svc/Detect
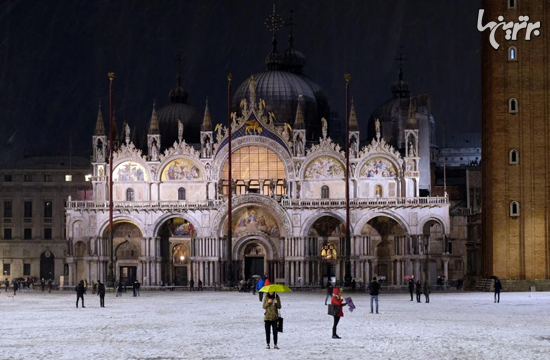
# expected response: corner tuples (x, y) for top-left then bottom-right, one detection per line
(349, 98), (358, 131)
(201, 98), (212, 131)
(94, 101), (105, 135)
(169, 54), (189, 104)
(294, 95), (305, 129)
(265, 5), (283, 70)
(148, 101), (159, 134)
(392, 48), (410, 98)
(287, 9), (295, 48)
(407, 98), (418, 129)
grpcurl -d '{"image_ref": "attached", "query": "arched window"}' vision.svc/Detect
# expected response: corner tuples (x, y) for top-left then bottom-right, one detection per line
(126, 188), (134, 201)
(178, 187), (186, 200)
(509, 98), (518, 113)
(321, 243), (337, 260)
(321, 185), (330, 199)
(508, 46), (517, 61)
(510, 201), (520, 217)
(509, 149), (519, 164)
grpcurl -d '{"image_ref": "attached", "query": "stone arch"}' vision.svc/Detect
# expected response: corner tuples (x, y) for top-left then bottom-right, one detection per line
(300, 153), (346, 180)
(301, 211), (347, 237)
(157, 155), (206, 182)
(355, 155), (401, 179)
(72, 220), (85, 240)
(98, 217), (146, 238)
(232, 234), (276, 261)
(212, 137), (295, 181)
(152, 213), (203, 237)
(73, 241), (88, 257)
(112, 157), (152, 182)
(354, 211), (411, 236)
(417, 215), (448, 236)
(212, 194), (292, 237)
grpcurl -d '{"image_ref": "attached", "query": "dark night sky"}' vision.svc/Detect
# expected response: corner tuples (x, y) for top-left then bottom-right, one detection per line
(0, 0), (481, 159)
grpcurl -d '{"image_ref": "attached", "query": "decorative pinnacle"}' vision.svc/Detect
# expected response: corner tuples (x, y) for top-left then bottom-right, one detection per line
(227, 73), (233, 82)
(108, 72), (115, 81)
(265, 5), (283, 34)
(394, 46), (407, 79)
(286, 9), (295, 45)
(175, 53), (183, 86)
(344, 73), (351, 82)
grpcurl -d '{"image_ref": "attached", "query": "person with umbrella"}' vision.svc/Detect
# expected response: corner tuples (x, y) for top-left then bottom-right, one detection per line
(260, 284), (291, 349)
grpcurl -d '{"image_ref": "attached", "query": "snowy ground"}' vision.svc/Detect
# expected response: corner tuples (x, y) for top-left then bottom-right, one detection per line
(1, 289), (550, 360)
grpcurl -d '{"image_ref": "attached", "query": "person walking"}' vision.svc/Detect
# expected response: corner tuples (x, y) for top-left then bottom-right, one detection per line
(75, 281), (85, 308)
(423, 281), (431, 303)
(256, 276), (265, 302)
(116, 280), (123, 297)
(48, 279), (52, 293)
(415, 280), (422, 303)
(351, 279), (356, 292)
(92, 281), (97, 295)
(135, 280), (141, 297)
(5, 279), (9, 292)
(41, 278), (46, 292)
(132, 281), (138, 297)
(262, 290), (282, 349)
(198, 279), (203, 291)
(325, 281), (334, 305)
(252, 278), (258, 295)
(84, 279), (88, 294)
(13, 280), (18, 296)
(97, 280), (106, 307)
(331, 288), (347, 339)
(368, 277), (381, 314)
(408, 279), (415, 301)
(494, 278), (502, 303)
(189, 279), (194, 291)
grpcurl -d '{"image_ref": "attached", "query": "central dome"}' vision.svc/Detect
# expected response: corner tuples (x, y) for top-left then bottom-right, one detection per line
(157, 71), (201, 148)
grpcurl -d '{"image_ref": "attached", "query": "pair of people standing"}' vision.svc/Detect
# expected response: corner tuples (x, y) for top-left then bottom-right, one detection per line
(414, 280), (431, 303)
(256, 275), (270, 302)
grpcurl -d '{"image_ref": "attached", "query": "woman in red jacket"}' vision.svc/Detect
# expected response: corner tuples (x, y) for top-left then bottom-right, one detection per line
(331, 288), (347, 339)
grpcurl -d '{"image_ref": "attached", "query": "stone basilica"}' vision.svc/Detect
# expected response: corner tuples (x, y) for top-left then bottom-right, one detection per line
(65, 17), (450, 288)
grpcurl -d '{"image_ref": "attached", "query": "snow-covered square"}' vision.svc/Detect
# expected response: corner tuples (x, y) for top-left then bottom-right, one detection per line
(1, 290), (549, 359)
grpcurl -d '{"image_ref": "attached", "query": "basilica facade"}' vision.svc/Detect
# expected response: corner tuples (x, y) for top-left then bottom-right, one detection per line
(65, 18), (450, 288)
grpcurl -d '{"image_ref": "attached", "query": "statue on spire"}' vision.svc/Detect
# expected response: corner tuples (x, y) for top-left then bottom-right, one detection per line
(249, 75), (257, 106)
(375, 118), (381, 140)
(321, 118), (328, 139)
(178, 119), (184, 143)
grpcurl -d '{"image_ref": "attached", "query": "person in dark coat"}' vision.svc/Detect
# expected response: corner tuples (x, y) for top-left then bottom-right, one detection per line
(423, 281), (431, 303)
(368, 277), (381, 314)
(135, 280), (141, 297)
(75, 281), (85, 308)
(132, 281), (137, 297)
(13, 280), (18, 296)
(116, 280), (123, 297)
(48, 279), (52, 293)
(189, 279), (194, 291)
(325, 281), (333, 305)
(198, 279), (203, 291)
(351, 279), (356, 292)
(415, 280), (422, 303)
(494, 279), (503, 303)
(331, 288), (347, 339)
(41, 278), (46, 292)
(5, 279), (9, 292)
(408, 279), (415, 301)
(97, 280), (106, 307)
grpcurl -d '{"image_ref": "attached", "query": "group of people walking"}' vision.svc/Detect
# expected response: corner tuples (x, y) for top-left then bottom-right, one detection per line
(408, 279), (431, 303)
(4, 277), (53, 295)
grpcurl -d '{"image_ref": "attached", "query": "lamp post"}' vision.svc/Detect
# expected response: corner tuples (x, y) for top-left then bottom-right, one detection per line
(424, 235), (430, 287)
(107, 72), (115, 288)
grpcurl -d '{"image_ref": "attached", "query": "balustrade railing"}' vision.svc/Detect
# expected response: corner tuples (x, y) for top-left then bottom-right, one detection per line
(66, 200), (222, 210)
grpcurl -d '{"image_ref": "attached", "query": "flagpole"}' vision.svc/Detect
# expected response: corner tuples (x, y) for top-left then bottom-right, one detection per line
(107, 72), (115, 288)
(344, 73), (352, 286)
(226, 73), (233, 287)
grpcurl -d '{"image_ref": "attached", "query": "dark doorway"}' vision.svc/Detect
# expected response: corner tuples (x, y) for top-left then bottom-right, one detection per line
(174, 266), (188, 286)
(245, 257), (264, 280)
(120, 266), (137, 285)
(40, 251), (55, 281)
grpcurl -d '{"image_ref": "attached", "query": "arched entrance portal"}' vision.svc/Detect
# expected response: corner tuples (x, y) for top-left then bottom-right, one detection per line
(40, 251), (55, 281)
(362, 216), (407, 285)
(243, 242), (266, 280)
(103, 221), (143, 285)
(309, 216), (344, 284)
(158, 217), (197, 286)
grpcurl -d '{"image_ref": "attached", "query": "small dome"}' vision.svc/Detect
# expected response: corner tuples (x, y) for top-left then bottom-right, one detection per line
(169, 85), (189, 104)
(391, 69), (410, 98)
(157, 104), (201, 148)
(281, 46), (306, 74)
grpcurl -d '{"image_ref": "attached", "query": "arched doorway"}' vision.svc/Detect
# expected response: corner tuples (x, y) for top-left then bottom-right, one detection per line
(308, 216), (344, 284)
(40, 251), (55, 281)
(74, 242), (87, 283)
(243, 242), (266, 280)
(361, 216), (407, 286)
(172, 244), (190, 286)
(103, 221), (143, 284)
(158, 217), (197, 286)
